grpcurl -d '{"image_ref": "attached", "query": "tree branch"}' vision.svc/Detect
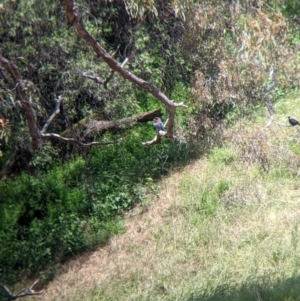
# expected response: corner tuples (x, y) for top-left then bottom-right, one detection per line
(262, 67), (278, 129)
(42, 133), (124, 147)
(82, 58), (129, 89)
(83, 108), (163, 137)
(82, 44), (125, 88)
(103, 57), (129, 89)
(61, 0), (187, 140)
(82, 72), (104, 84)
(0, 55), (136, 149)
(0, 279), (42, 300)
(41, 95), (63, 134)
(60, 108), (163, 138)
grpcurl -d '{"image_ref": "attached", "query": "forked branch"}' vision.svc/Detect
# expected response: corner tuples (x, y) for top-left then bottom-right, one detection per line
(262, 68), (294, 129)
(0, 279), (42, 300)
(41, 95), (63, 133)
(82, 57), (129, 89)
(262, 68), (279, 129)
(103, 58), (129, 89)
(82, 44), (129, 89)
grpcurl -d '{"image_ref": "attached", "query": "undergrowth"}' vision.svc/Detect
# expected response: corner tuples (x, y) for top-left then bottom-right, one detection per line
(40, 93), (300, 301)
(0, 123), (200, 284)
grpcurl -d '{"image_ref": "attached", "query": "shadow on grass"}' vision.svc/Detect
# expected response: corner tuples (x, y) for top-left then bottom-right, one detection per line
(0, 136), (207, 285)
(186, 275), (300, 301)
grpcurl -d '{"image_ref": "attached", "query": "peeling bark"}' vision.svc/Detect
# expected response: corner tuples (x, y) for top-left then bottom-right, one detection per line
(60, 108), (163, 137)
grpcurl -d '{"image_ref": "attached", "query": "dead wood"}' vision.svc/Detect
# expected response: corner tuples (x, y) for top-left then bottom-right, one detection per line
(60, 108), (163, 138)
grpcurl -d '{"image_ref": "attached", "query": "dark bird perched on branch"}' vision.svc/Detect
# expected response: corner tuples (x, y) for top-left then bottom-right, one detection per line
(288, 116), (300, 126)
(153, 117), (165, 133)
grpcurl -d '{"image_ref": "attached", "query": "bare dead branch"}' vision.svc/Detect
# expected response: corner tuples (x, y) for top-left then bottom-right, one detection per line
(60, 108), (163, 138)
(103, 58), (129, 89)
(42, 133), (124, 147)
(142, 135), (161, 146)
(0, 279), (42, 300)
(261, 67), (279, 129)
(83, 57), (129, 89)
(82, 72), (104, 84)
(273, 121), (291, 127)
(82, 44), (123, 87)
(263, 115), (274, 129)
(41, 95), (63, 133)
(265, 99), (275, 117)
(111, 44), (121, 59)
(173, 101), (188, 109)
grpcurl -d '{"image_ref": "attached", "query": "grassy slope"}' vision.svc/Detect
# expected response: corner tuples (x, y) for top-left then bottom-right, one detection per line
(42, 93), (300, 301)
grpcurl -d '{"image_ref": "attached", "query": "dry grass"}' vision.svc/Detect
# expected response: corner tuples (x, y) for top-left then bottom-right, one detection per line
(40, 95), (300, 301)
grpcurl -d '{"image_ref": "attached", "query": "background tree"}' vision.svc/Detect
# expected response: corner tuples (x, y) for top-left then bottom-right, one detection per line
(181, 0), (300, 142)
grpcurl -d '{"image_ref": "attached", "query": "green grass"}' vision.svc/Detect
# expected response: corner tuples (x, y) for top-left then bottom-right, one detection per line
(40, 93), (300, 300)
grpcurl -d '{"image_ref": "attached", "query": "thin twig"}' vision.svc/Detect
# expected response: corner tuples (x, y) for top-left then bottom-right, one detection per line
(41, 96), (62, 133)
(273, 120), (292, 127)
(103, 58), (129, 89)
(82, 72), (104, 84)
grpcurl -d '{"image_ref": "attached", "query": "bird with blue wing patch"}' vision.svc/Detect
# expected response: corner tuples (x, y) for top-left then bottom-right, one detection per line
(153, 117), (165, 133)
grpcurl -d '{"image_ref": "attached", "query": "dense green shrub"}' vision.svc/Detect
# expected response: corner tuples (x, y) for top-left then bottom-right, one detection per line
(0, 159), (86, 281)
(0, 125), (198, 284)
